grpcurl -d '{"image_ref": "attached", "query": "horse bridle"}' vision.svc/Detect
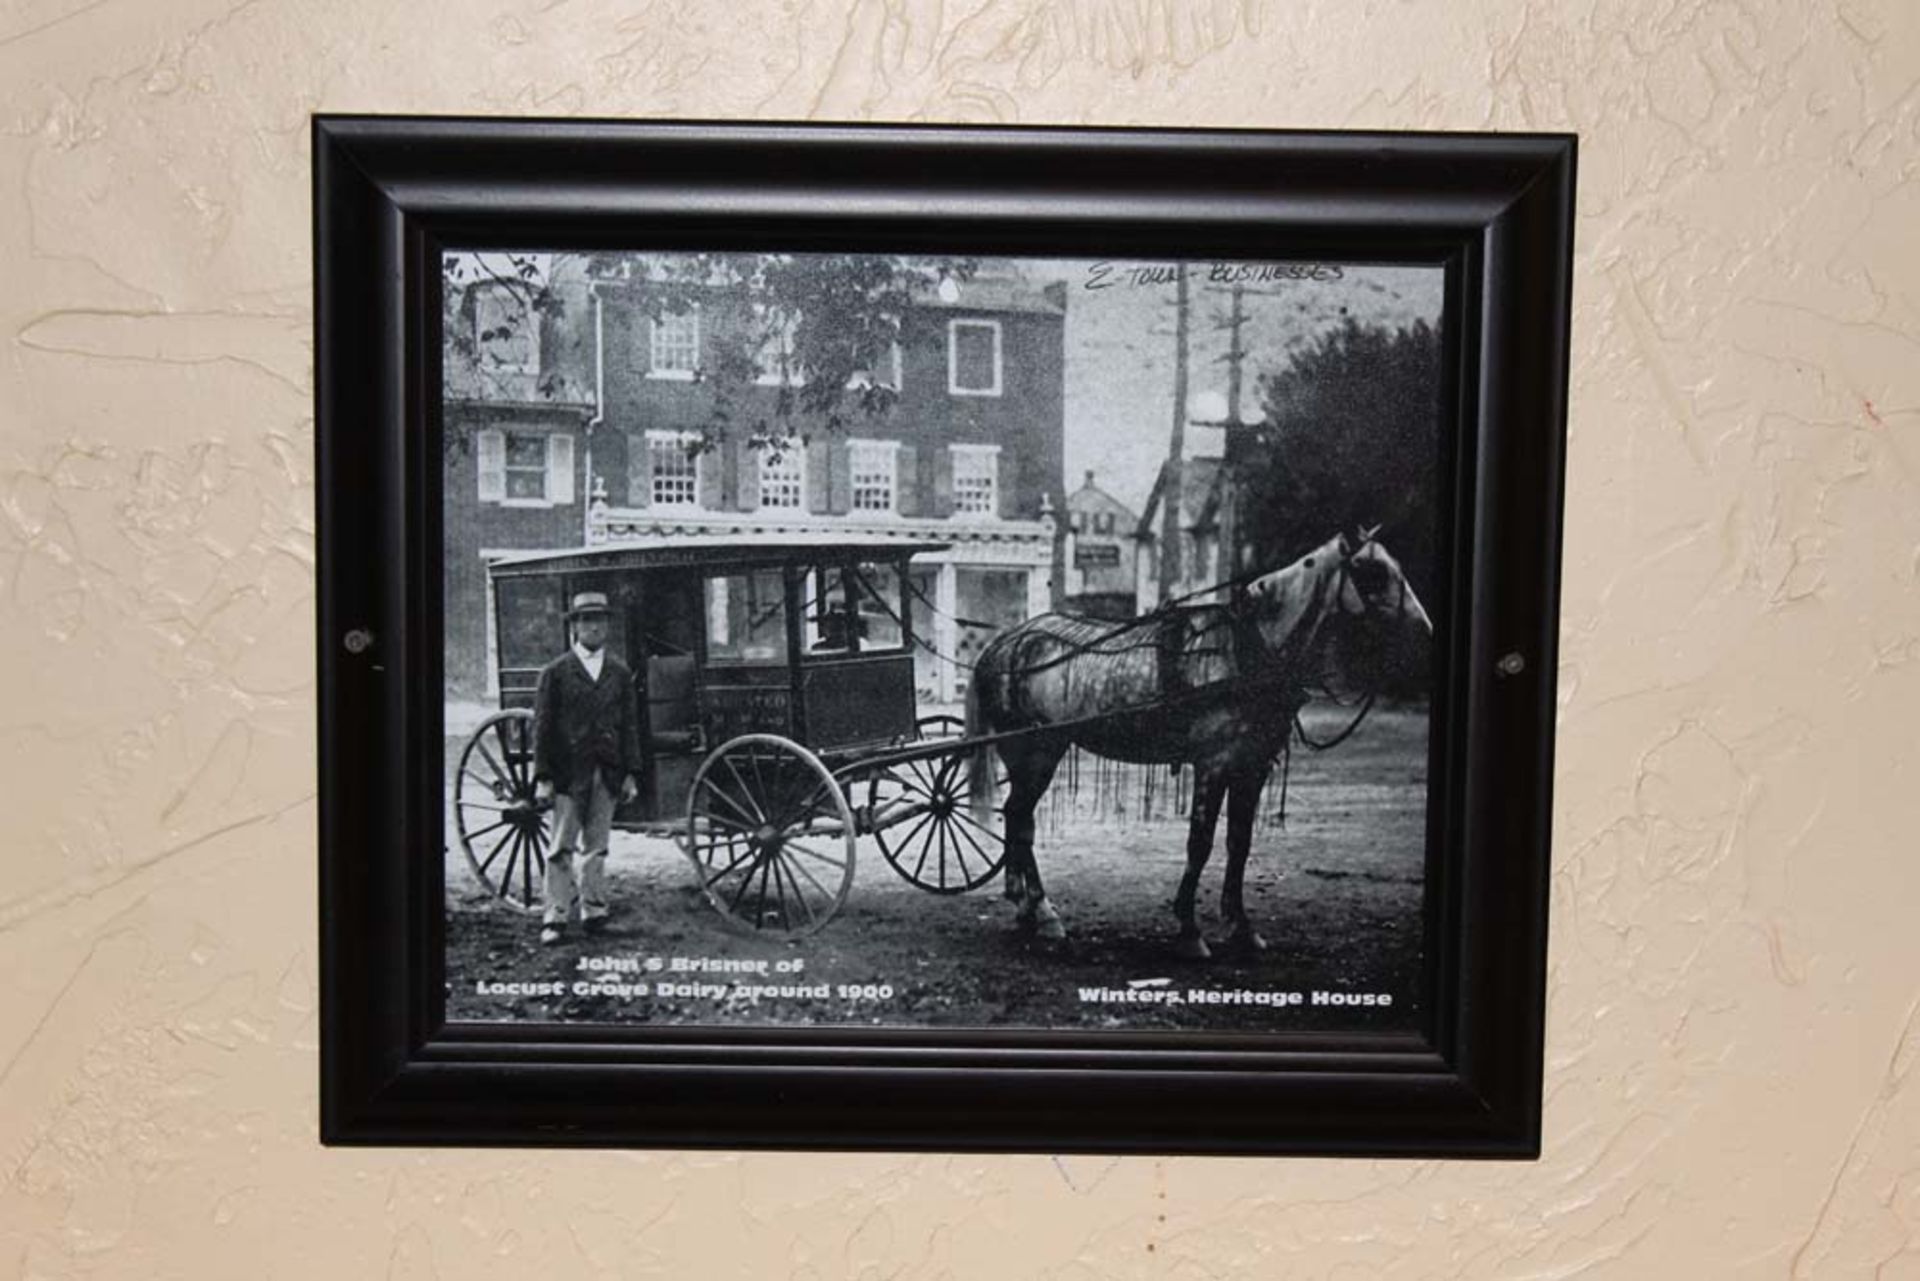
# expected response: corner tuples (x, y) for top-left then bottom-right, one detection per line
(1290, 541), (1407, 751)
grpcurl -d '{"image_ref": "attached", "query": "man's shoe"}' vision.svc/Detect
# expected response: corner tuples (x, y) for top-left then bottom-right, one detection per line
(583, 913), (609, 935)
(539, 924), (564, 946)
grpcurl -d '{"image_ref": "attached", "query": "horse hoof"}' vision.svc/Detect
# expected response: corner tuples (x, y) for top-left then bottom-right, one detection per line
(1173, 934), (1212, 961)
(1229, 930), (1269, 955)
(1037, 918), (1067, 943)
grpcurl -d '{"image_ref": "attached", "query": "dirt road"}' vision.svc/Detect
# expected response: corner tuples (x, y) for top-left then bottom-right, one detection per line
(444, 705), (1429, 1035)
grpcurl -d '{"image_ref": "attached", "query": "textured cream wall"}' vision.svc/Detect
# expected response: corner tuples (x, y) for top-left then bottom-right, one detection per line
(2, 0), (1916, 1276)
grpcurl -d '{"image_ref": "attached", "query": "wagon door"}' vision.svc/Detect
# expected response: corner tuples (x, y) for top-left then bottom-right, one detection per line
(632, 571), (703, 820)
(798, 560), (917, 751)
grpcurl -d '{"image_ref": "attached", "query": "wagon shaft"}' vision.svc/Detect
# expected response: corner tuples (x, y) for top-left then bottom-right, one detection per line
(861, 796), (934, 833)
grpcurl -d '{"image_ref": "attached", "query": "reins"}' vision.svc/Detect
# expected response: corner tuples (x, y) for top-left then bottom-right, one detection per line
(1293, 691), (1377, 751)
(882, 565), (1269, 679)
(850, 550), (1391, 783)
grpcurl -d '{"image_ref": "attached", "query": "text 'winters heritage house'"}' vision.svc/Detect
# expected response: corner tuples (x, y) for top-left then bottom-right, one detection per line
(443, 254), (1067, 711)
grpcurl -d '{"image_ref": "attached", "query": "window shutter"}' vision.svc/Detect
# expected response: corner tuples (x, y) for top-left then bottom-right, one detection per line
(896, 444), (919, 516)
(477, 429), (505, 502)
(629, 432), (652, 508)
(828, 441), (852, 514)
(805, 438), (830, 513)
(738, 442), (761, 510)
(718, 438), (739, 511)
(932, 444), (954, 518)
(996, 448), (1015, 519)
(547, 432), (575, 505)
(698, 443), (724, 510)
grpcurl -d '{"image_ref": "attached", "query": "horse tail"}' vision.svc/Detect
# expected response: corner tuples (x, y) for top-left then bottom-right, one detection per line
(964, 647), (996, 829)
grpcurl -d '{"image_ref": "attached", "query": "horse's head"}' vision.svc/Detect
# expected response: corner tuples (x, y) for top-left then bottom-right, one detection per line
(1240, 530), (1433, 691)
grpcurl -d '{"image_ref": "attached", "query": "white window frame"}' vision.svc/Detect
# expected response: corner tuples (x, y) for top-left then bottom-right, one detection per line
(949, 443), (1001, 520)
(472, 284), (538, 375)
(849, 439), (900, 514)
(752, 306), (807, 387)
(947, 319), (1003, 397)
(756, 438), (806, 510)
(646, 430), (705, 509)
(647, 306), (701, 381)
(848, 341), (903, 392)
(477, 427), (574, 509)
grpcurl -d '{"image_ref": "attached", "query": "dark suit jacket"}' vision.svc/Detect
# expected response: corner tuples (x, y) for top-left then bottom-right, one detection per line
(532, 649), (643, 807)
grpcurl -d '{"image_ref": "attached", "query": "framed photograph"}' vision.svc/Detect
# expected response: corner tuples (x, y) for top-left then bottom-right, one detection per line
(316, 118), (1573, 1155)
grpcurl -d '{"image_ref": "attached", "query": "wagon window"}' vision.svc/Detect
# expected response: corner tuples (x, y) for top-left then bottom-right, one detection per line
(802, 569), (852, 654)
(705, 570), (789, 665)
(849, 563), (905, 652)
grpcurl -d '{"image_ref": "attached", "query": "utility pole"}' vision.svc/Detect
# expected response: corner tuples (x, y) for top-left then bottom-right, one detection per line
(1158, 264), (1189, 604)
(1223, 281), (1247, 425)
(1219, 282), (1246, 575)
(1196, 279), (1289, 577)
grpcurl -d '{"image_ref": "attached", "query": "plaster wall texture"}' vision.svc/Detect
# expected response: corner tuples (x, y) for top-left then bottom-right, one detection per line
(1, 0), (1916, 1276)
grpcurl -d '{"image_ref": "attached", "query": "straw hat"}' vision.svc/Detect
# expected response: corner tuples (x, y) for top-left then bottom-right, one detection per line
(565, 591), (612, 620)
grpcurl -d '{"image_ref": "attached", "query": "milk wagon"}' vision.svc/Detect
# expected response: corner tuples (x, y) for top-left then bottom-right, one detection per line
(450, 536), (1006, 938)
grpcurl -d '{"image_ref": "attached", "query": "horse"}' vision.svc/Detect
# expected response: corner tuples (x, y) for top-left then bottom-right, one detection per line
(963, 530), (1433, 958)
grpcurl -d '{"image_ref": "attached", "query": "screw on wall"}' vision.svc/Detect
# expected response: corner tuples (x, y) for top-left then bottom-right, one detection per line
(343, 628), (375, 655)
(1496, 651), (1526, 677)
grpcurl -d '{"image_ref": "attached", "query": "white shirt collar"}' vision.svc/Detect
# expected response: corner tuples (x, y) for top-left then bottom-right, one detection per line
(572, 641), (605, 681)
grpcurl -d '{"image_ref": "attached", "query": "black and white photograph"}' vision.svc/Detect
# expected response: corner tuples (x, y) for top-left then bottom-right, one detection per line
(440, 249), (1446, 1035)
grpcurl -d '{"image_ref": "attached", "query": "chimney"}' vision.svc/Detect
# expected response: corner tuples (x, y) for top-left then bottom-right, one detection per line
(1084, 470), (1095, 488)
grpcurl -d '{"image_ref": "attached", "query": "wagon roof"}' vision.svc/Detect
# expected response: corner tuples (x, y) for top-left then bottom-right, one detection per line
(487, 534), (951, 578)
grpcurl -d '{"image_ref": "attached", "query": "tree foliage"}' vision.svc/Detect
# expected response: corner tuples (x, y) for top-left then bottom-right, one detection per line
(442, 251), (976, 456)
(442, 252), (566, 392)
(1242, 318), (1443, 604)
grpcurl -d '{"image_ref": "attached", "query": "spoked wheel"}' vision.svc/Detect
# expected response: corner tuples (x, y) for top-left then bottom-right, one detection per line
(685, 734), (856, 938)
(866, 717), (1006, 894)
(453, 709), (550, 911)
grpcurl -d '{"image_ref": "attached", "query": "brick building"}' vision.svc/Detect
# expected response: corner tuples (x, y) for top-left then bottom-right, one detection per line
(442, 256), (597, 704)
(443, 256), (1066, 707)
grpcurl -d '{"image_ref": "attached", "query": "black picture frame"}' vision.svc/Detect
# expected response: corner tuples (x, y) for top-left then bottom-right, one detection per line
(316, 116), (1573, 1156)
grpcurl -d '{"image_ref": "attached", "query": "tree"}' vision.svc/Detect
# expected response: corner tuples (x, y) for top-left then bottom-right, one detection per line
(1242, 318), (1442, 604)
(441, 251), (976, 457)
(442, 252), (567, 389)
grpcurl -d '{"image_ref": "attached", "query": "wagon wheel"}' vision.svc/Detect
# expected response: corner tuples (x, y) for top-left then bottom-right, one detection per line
(453, 709), (550, 912)
(866, 716), (1007, 894)
(685, 734), (856, 938)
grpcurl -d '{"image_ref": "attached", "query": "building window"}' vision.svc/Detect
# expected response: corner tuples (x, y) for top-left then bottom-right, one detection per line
(849, 341), (903, 391)
(473, 286), (536, 373)
(503, 433), (548, 499)
(1070, 511), (1085, 534)
(647, 431), (702, 508)
(950, 445), (999, 518)
(948, 320), (1002, 396)
(1095, 512), (1115, 535)
(648, 307), (700, 379)
(753, 306), (805, 386)
(476, 428), (573, 506)
(758, 439), (805, 509)
(850, 440), (898, 513)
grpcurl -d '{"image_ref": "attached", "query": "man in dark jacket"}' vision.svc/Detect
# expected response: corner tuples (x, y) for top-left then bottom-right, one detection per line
(532, 591), (642, 945)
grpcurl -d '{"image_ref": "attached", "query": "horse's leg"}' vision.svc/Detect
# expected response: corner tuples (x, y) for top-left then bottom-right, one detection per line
(1000, 740), (1067, 941)
(1173, 765), (1229, 960)
(1221, 765), (1272, 953)
(993, 746), (1030, 908)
